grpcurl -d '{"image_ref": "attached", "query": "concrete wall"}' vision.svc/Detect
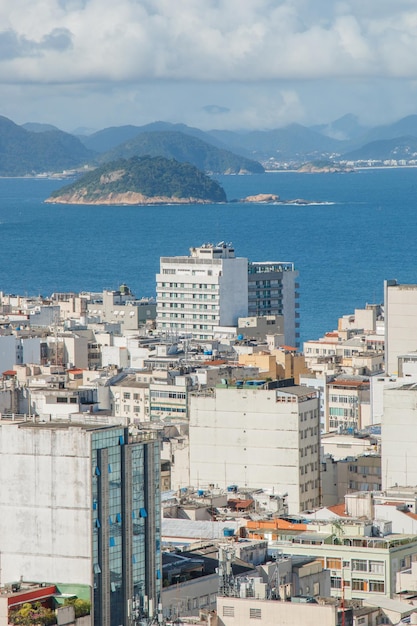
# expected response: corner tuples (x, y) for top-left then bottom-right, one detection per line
(218, 258), (248, 327)
(382, 385), (417, 489)
(0, 335), (18, 373)
(217, 597), (338, 626)
(189, 386), (320, 513)
(162, 573), (218, 619)
(0, 423), (92, 585)
(385, 282), (417, 375)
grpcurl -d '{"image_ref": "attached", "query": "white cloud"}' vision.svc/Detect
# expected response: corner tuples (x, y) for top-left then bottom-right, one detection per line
(1, 0), (417, 83)
(2, 1), (417, 129)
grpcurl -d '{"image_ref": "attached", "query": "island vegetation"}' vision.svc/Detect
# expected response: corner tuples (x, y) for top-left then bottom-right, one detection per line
(46, 155), (227, 204)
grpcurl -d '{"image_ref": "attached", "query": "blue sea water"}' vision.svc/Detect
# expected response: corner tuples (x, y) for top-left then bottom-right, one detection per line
(1, 168), (417, 344)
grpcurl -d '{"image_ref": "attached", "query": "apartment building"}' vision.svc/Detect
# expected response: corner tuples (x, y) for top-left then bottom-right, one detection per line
(270, 529), (417, 601)
(326, 377), (371, 432)
(385, 280), (417, 375)
(382, 382), (417, 489)
(247, 261), (299, 347)
(189, 380), (321, 513)
(0, 419), (161, 626)
(156, 243), (248, 340)
(156, 243), (299, 345)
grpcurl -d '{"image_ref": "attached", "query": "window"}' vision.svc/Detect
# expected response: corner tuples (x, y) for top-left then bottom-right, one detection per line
(57, 397), (68, 403)
(330, 577), (342, 589)
(249, 608), (262, 620)
(352, 579), (367, 591)
(327, 558), (341, 570)
(369, 560), (384, 574)
(223, 606), (234, 617)
(369, 580), (384, 593)
(123, 392), (131, 400)
(352, 559), (367, 572)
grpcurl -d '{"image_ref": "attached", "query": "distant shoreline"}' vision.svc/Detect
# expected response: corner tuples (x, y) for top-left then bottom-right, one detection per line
(264, 164), (417, 173)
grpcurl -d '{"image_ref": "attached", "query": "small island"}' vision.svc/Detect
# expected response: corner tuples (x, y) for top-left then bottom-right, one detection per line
(297, 161), (353, 173)
(240, 193), (319, 205)
(45, 155), (227, 205)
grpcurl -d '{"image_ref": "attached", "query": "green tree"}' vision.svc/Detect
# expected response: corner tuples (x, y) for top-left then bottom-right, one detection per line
(64, 598), (91, 618)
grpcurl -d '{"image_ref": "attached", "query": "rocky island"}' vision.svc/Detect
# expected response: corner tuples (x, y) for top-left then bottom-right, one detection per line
(297, 161), (353, 173)
(45, 155), (227, 205)
(240, 193), (318, 205)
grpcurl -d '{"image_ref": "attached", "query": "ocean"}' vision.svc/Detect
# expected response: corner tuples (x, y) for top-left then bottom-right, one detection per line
(1, 168), (417, 344)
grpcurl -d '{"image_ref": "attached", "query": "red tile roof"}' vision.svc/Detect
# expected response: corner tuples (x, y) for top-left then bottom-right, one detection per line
(2, 370), (16, 376)
(327, 503), (350, 517)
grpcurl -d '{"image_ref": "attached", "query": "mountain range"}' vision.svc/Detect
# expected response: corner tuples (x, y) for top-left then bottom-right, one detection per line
(3, 113), (417, 176)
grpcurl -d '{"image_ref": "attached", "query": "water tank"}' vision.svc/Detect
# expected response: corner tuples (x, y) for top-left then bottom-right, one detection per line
(237, 334), (244, 341)
(197, 489), (204, 497)
(223, 528), (235, 537)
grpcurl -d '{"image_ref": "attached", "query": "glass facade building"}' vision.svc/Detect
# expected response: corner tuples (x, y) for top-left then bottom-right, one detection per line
(91, 426), (161, 626)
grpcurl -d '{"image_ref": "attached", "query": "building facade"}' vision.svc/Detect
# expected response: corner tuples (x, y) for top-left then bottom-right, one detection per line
(0, 420), (161, 626)
(248, 261), (300, 347)
(156, 244), (299, 344)
(189, 381), (321, 513)
(385, 280), (417, 375)
(270, 533), (417, 602)
(156, 243), (248, 340)
(382, 383), (417, 489)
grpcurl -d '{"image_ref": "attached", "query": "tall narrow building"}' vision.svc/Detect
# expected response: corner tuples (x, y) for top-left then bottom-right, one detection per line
(248, 261), (300, 347)
(0, 420), (161, 626)
(385, 280), (417, 374)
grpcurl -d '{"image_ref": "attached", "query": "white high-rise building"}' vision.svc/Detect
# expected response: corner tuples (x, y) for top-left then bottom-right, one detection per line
(382, 383), (417, 489)
(385, 280), (417, 375)
(189, 382), (320, 513)
(156, 244), (299, 344)
(156, 243), (248, 340)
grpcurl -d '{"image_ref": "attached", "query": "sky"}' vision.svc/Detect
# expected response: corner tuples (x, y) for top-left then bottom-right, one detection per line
(3, 0), (417, 133)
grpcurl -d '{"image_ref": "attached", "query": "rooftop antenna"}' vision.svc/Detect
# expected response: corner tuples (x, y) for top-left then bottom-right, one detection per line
(218, 543), (236, 598)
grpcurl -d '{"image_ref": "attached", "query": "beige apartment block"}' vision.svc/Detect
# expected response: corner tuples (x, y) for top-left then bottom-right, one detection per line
(189, 382), (321, 513)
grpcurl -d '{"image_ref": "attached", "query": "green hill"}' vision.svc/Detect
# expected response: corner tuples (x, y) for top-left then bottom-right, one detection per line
(0, 116), (94, 175)
(98, 130), (264, 174)
(46, 155), (227, 204)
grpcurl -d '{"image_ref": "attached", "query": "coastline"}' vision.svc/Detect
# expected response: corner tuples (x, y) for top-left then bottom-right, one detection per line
(264, 164), (417, 173)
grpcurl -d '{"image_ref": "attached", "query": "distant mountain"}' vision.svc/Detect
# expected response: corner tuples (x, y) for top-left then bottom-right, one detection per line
(97, 130), (264, 174)
(46, 155), (227, 204)
(342, 136), (417, 161)
(311, 114), (369, 141)
(343, 115), (417, 153)
(207, 124), (344, 160)
(80, 121), (230, 154)
(72, 126), (97, 136)
(22, 122), (61, 133)
(0, 116), (95, 176)
(80, 125), (146, 153)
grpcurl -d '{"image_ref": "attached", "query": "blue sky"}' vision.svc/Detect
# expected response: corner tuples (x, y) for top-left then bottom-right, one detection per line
(3, 0), (417, 132)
